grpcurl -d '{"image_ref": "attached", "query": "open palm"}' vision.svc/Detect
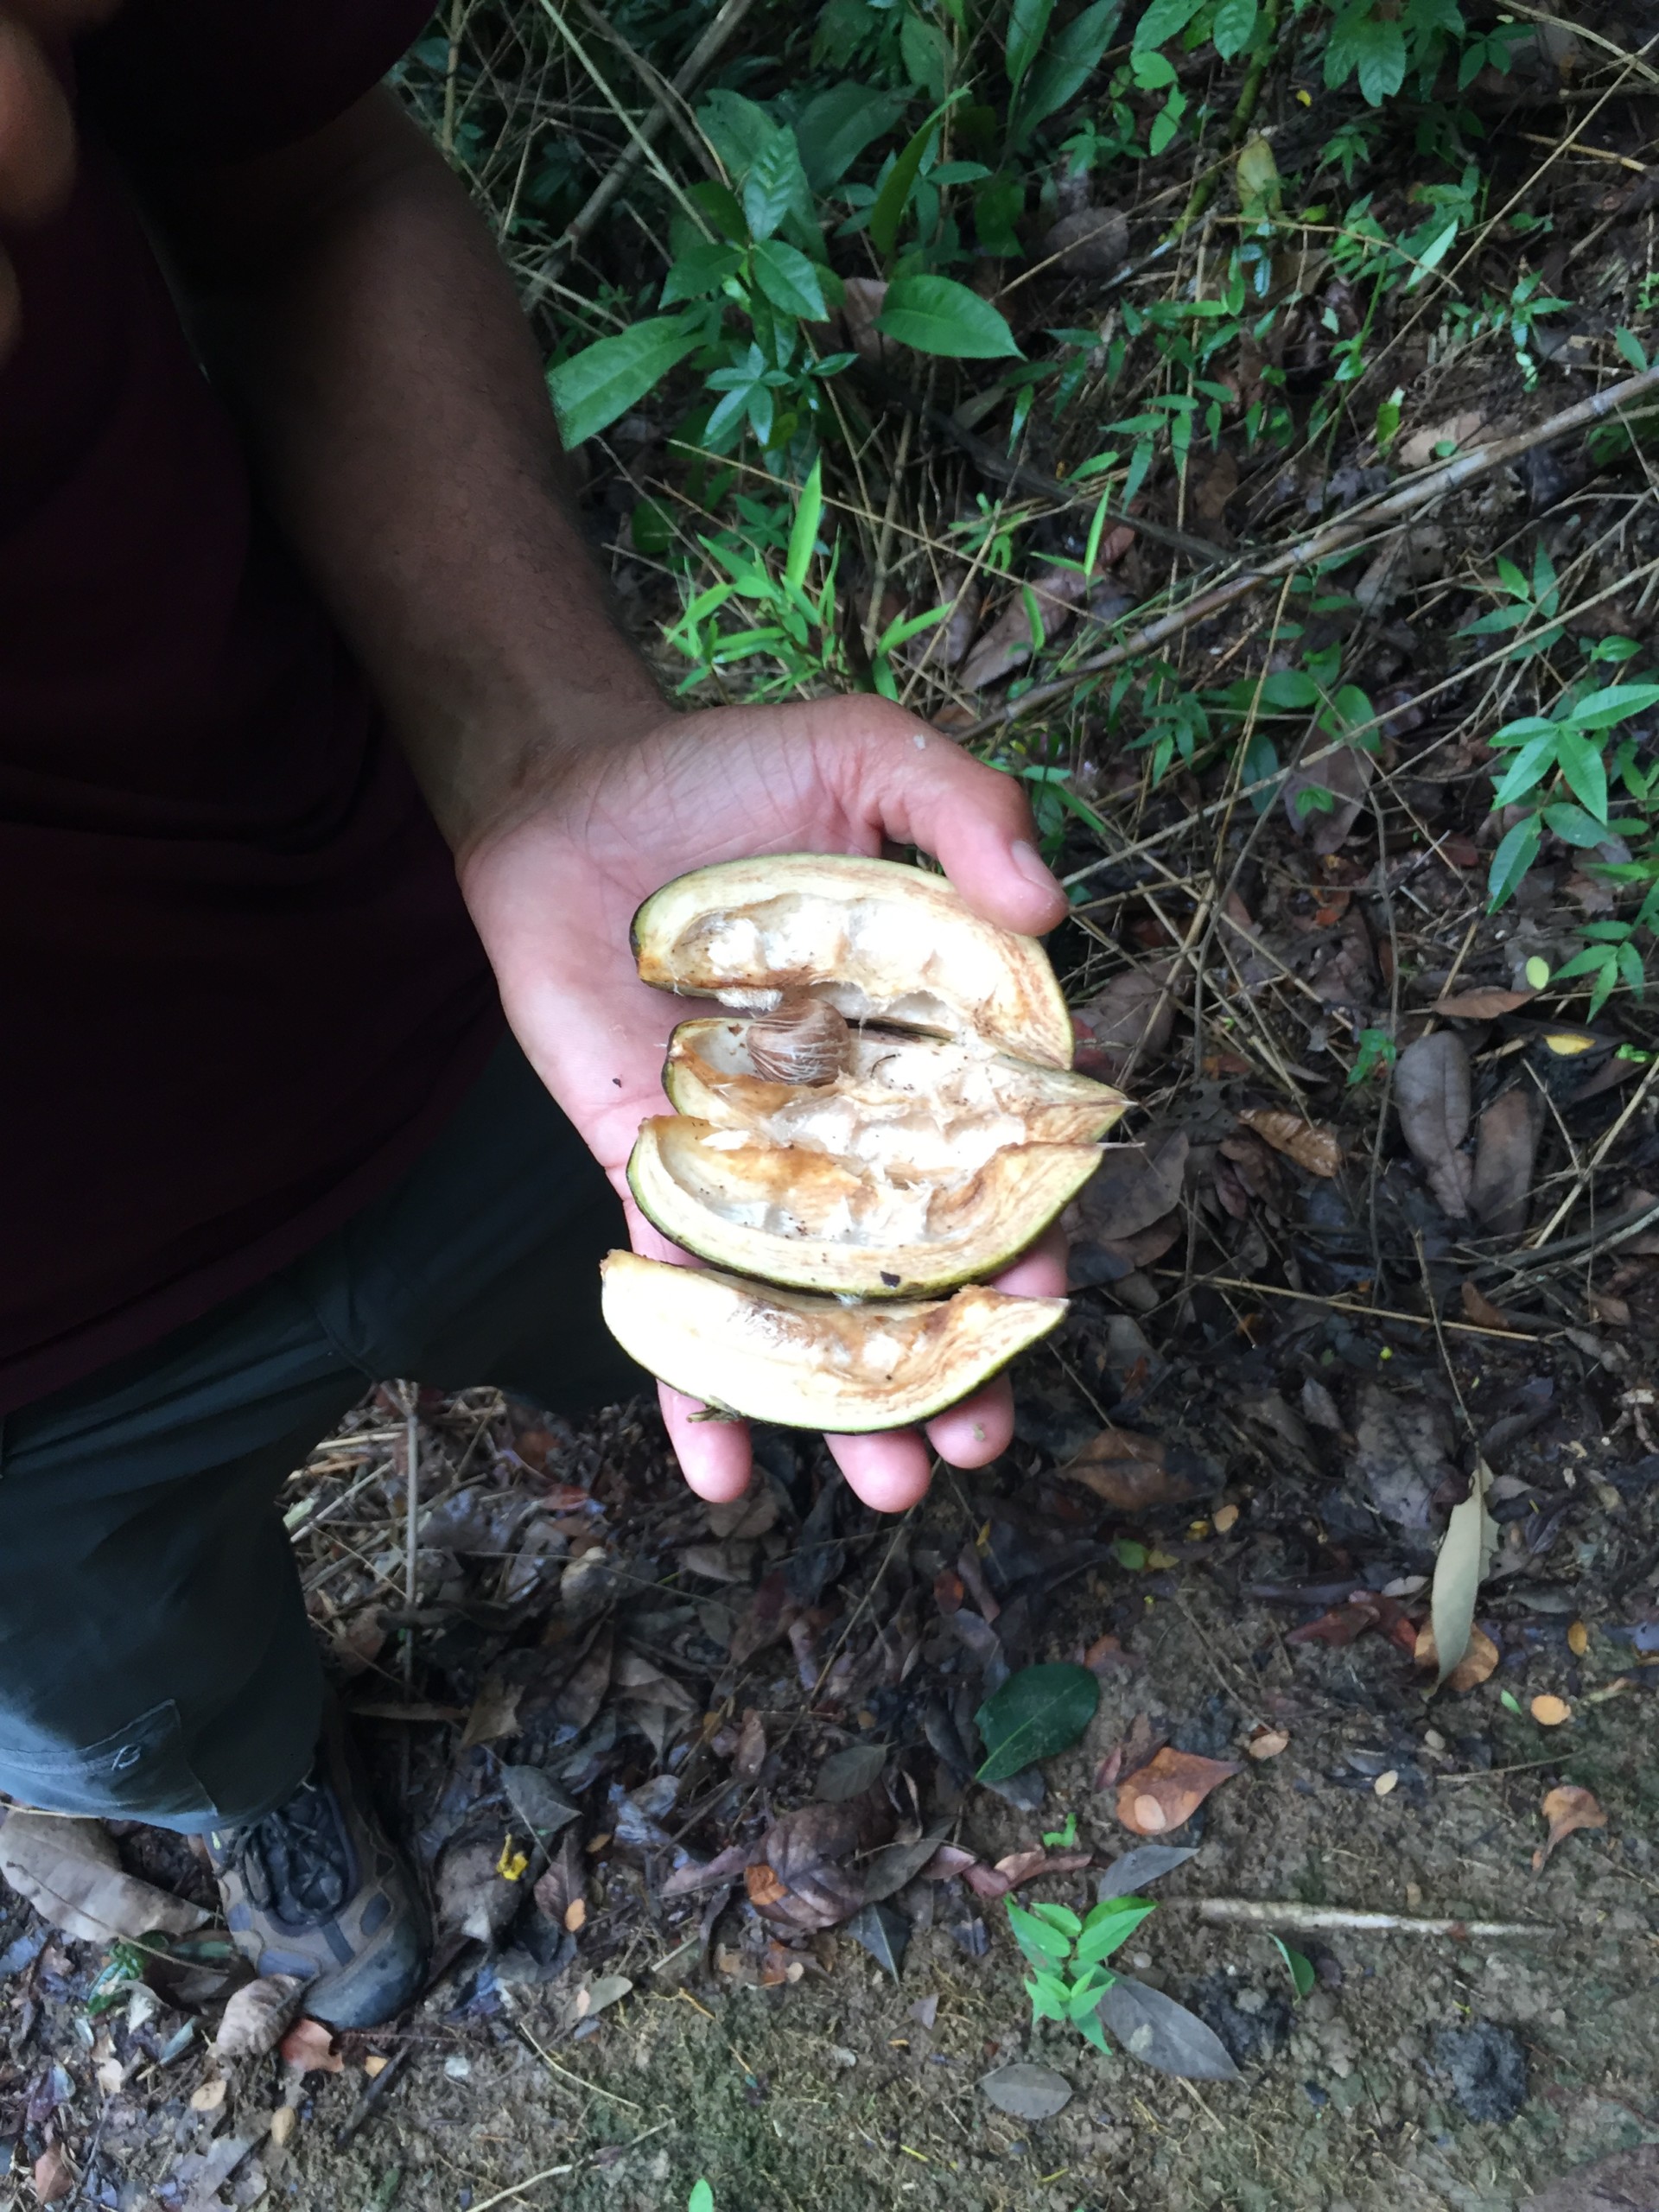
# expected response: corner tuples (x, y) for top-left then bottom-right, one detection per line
(458, 693), (1070, 1512)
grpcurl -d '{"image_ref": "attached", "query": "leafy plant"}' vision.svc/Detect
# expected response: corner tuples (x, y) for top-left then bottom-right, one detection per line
(689, 2183), (715, 2212)
(1006, 1891), (1157, 2054)
(1486, 683), (1659, 913)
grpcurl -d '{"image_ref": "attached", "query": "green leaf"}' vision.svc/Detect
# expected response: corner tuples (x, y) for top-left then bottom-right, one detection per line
(689, 2185), (715, 2212)
(752, 238), (830, 319)
(1029, 1901), (1083, 1938)
(1015, 0), (1120, 135)
(1325, 3), (1407, 101)
(1616, 325), (1648, 372)
(661, 242), (745, 305)
(548, 315), (701, 448)
(1354, 16), (1408, 101)
(785, 458), (825, 590)
(745, 129), (809, 242)
(1074, 1898), (1156, 1964)
(1006, 0), (1057, 91)
(1491, 732), (1560, 808)
(975, 1662), (1101, 1782)
(698, 89), (779, 184)
(869, 112), (941, 259)
(684, 177), (749, 244)
(1543, 802), (1613, 849)
(1132, 0), (1204, 50)
(900, 8), (951, 98)
(1567, 683), (1659, 729)
(1271, 1936), (1316, 1999)
(795, 82), (911, 190)
(1554, 729), (1609, 822)
(1212, 0), (1258, 60)
(1258, 669), (1320, 709)
(1007, 1900), (1074, 1967)
(1488, 812), (1542, 910)
(1077, 2005), (1113, 2053)
(877, 273), (1021, 359)
(1067, 1967), (1113, 2018)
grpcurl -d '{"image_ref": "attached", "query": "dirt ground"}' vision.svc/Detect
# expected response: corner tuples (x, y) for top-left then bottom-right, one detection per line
(3, 1324), (1656, 2212)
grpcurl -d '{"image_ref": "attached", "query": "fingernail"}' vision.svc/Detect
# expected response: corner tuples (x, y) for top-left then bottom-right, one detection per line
(1011, 838), (1061, 897)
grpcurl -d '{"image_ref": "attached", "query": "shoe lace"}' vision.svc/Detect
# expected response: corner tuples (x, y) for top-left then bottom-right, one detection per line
(232, 1777), (351, 1929)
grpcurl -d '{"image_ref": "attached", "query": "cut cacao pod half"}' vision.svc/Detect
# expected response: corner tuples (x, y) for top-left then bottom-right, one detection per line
(631, 853), (1072, 1067)
(665, 1018), (1127, 1173)
(600, 1251), (1066, 1432)
(628, 1115), (1099, 1296)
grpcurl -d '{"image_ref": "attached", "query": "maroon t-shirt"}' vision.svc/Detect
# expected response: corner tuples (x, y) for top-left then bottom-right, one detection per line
(0, 1), (503, 1414)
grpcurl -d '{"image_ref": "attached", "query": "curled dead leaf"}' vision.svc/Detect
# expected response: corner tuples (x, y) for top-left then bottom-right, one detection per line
(216, 1974), (307, 2061)
(1236, 1109), (1341, 1177)
(1413, 1620), (1498, 1692)
(1116, 1748), (1240, 1837)
(1533, 1783), (1607, 1870)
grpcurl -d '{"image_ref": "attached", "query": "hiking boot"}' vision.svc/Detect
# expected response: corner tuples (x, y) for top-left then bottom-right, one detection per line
(205, 1698), (429, 2028)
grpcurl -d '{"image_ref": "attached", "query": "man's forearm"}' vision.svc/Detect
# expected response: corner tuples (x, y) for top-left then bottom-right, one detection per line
(158, 90), (663, 852)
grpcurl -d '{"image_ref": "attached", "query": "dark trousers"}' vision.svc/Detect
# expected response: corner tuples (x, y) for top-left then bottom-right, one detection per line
(0, 1039), (641, 1833)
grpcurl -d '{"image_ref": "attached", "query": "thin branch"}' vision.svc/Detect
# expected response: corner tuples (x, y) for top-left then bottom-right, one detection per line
(957, 361), (1659, 743)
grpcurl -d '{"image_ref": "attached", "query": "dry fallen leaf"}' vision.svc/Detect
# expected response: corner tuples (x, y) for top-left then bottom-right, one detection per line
(1471, 1085), (1543, 1237)
(1071, 971), (1181, 1082)
(459, 1675), (524, 1751)
(32, 2147), (73, 2204)
(1395, 1031), (1474, 1216)
(362, 2055), (391, 2080)
(1281, 744), (1373, 856)
(1460, 1281), (1511, 1331)
(1236, 1109), (1341, 1177)
(1533, 1783), (1607, 1870)
(1116, 1748), (1241, 1837)
(1061, 1427), (1208, 1513)
(1531, 1694), (1572, 1726)
(1247, 1728), (1289, 1761)
(215, 1975), (307, 2062)
(189, 2079), (227, 2113)
(1567, 1620), (1588, 1658)
(1414, 1620), (1499, 1692)
(0, 1814), (210, 1948)
(278, 2017), (345, 2076)
(1432, 988), (1536, 1019)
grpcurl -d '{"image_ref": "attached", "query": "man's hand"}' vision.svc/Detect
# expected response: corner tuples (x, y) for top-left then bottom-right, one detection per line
(458, 692), (1070, 1515)
(0, 0), (118, 359)
(149, 93), (1070, 1510)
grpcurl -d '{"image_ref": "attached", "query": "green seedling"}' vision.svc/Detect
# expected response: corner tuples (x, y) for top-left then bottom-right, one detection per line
(1007, 1892), (1158, 2055)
